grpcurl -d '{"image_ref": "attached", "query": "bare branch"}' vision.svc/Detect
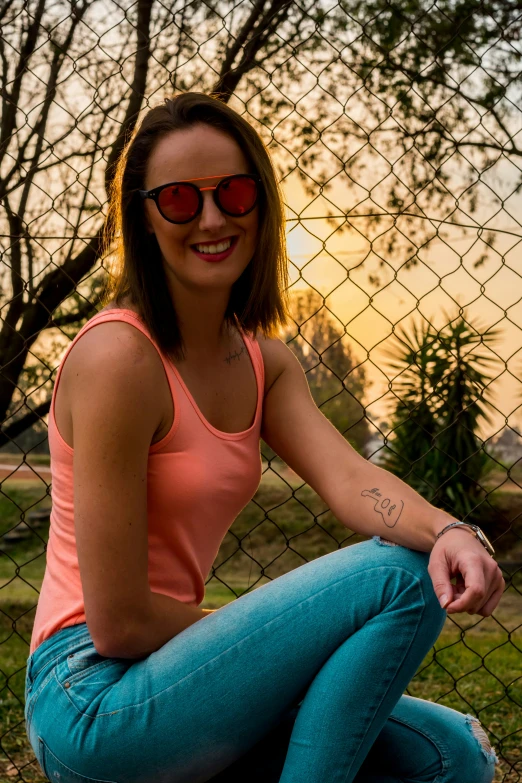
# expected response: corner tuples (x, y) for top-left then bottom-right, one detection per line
(104, 0), (154, 191)
(0, 0), (46, 166)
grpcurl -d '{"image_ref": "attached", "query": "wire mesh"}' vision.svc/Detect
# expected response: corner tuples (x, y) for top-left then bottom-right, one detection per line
(0, 1), (521, 780)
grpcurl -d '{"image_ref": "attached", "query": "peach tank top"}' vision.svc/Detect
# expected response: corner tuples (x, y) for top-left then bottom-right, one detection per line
(29, 309), (264, 655)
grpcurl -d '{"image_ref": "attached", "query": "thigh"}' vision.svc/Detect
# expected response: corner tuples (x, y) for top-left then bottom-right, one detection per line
(30, 539), (445, 783)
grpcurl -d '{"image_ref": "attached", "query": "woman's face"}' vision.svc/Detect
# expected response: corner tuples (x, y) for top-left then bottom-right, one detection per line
(143, 123), (259, 292)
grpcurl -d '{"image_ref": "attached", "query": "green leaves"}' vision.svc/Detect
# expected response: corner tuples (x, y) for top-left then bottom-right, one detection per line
(380, 310), (500, 521)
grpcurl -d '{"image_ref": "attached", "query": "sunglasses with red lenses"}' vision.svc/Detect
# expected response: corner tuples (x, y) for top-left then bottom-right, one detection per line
(139, 173), (261, 225)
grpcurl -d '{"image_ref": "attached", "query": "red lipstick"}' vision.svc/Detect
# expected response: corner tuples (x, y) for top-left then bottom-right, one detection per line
(190, 236), (239, 263)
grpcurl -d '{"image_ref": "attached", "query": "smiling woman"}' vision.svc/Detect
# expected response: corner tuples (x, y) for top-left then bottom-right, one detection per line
(100, 92), (291, 364)
(24, 91), (499, 783)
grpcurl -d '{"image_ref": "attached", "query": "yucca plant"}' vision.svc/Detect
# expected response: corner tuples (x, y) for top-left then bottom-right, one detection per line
(380, 311), (500, 522)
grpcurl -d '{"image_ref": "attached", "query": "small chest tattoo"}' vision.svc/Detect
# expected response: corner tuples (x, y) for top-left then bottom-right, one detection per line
(224, 344), (247, 366)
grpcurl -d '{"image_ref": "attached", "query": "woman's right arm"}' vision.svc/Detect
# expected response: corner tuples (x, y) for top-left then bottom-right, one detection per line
(69, 323), (209, 660)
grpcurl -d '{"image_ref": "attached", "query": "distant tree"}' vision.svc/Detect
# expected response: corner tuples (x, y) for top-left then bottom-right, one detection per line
(380, 311), (500, 522)
(261, 288), (370, 466)
(491, 425), (522, 467)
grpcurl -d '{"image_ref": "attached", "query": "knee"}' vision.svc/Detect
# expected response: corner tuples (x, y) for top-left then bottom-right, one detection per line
(446, 715), (499, 783)
(465, 716), (499, 772)
(371, 536), (445, 623)
(371, 536), (430, 574)
(372, 535), (403, 548)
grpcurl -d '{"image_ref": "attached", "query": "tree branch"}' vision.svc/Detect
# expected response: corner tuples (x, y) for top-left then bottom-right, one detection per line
(0, 0), (46, 166)
(104, 0), (153, 191)
(0, 398), (52, 449)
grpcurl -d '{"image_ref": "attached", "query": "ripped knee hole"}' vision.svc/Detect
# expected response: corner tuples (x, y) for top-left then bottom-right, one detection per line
(465, 715), (499, 764)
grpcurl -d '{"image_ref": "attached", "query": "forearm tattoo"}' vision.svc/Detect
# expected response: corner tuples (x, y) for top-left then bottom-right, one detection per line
(361, 487), (404, 528)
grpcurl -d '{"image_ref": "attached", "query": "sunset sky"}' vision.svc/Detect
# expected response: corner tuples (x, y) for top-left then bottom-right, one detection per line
(280, 166), (522, 443)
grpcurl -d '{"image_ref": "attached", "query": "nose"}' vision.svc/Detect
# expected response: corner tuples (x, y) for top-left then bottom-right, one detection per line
(197, 190), (227, 232)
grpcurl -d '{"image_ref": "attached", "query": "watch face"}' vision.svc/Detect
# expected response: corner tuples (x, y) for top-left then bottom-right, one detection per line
(477, 528), (495, 554)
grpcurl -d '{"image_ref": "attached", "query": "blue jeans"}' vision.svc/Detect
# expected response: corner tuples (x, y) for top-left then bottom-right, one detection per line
(24, 537), (499, 783)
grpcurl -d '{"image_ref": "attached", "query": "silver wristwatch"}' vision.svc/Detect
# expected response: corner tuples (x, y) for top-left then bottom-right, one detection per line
(435, 522), (495, 557)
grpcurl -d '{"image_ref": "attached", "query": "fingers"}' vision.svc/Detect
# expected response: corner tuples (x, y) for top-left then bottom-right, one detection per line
(444, 555), (486, 614)
(476, 569), (506, 617)
(428, 536), (505, 616)
(446, 563), (505, 616)
(476, 579), (505, 617)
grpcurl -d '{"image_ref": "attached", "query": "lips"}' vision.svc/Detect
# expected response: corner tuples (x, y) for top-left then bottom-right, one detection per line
(189, 235), (239, 262)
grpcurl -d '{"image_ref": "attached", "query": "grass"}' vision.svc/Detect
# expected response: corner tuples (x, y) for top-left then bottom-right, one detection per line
(0, 463), (521, 781)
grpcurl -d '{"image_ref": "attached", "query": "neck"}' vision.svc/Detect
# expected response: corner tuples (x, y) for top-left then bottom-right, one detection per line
(181, 320), (239, 361)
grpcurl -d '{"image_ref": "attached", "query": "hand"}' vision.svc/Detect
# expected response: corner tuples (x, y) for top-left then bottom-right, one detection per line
(428, 527), (505, 616)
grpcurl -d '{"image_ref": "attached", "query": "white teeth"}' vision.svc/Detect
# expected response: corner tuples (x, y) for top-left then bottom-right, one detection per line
(195, 238), (233, 254)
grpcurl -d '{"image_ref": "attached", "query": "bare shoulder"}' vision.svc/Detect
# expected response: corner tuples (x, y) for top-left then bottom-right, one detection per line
(69, 320), (156, 368)
(62, 319), (166, 398)
(57, 317), (169, 450)
(255, 330), (295, 365)
(254, 330), (293, 395)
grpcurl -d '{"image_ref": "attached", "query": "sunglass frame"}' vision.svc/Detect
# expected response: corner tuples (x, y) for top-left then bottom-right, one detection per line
(139, 173), (262, 224)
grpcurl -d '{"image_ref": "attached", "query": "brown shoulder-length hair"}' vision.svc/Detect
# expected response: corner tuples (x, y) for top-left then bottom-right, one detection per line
(100, 91), (293, 363)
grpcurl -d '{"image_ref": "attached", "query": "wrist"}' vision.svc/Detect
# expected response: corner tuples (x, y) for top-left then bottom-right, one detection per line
(433, 519), (496, 557)
(431, 515), (476, 547)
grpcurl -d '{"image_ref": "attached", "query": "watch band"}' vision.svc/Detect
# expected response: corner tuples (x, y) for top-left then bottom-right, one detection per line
(435, 522), (495, 557)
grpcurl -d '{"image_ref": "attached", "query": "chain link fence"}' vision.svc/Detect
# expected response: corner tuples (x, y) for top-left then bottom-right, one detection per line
(1, 1), (521, 780)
